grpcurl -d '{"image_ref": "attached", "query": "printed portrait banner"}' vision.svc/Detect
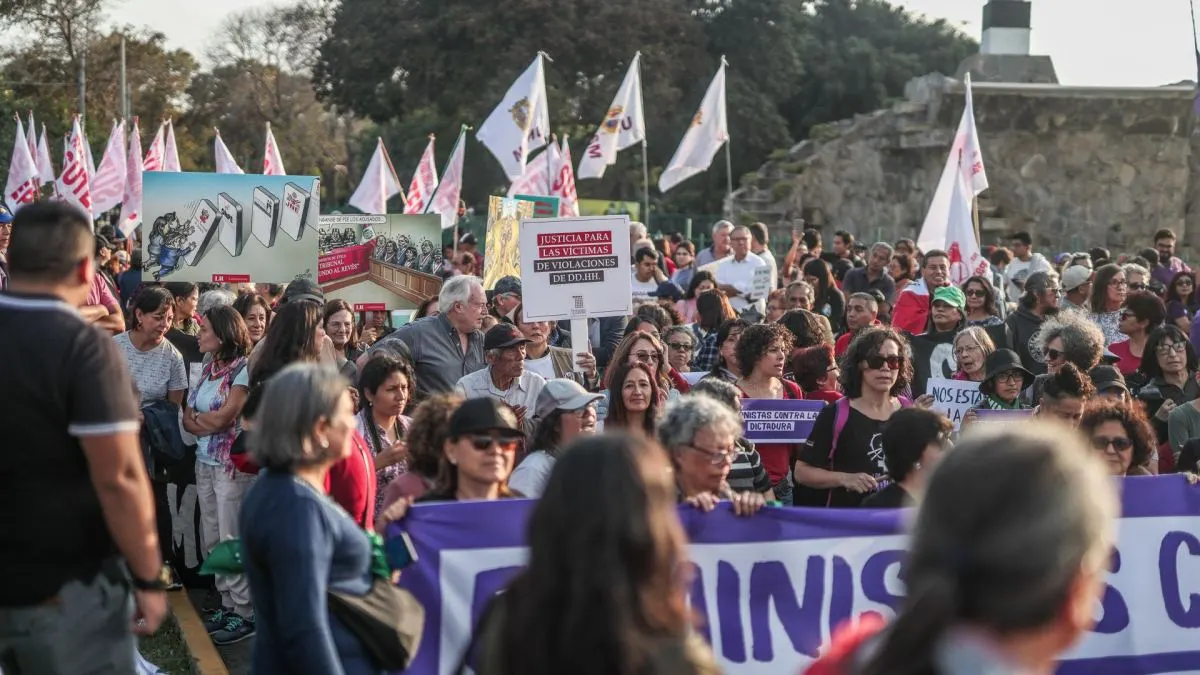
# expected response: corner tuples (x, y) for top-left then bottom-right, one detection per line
(391, 475), (1200, 675)
(317, 241), (376, 283)
(925, 377), (982, 430)
(482, 196), (534, 291)
(741, 399), (826, 443)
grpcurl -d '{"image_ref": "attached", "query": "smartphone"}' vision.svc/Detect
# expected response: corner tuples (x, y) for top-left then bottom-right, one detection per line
(251, 186), (280, 248)
(384, 531), (418, 570)
(279, 181), (312, 242)
(182, 199), (220, 267)
(217, 192), (247, 256)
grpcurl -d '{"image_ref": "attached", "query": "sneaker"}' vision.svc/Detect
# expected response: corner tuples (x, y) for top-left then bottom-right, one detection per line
(165, 566), (183, 591)
(204, 608), (229, 634)
(211, 613), (256, 645)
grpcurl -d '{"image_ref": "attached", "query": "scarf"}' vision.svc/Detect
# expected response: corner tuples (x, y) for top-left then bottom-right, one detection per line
(188, 356), (248, 474)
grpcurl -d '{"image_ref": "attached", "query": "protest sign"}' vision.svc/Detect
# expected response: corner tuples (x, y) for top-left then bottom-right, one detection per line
(975, 408), (1035, 424)
(482, 196), (534, 290)
(317, 214), (386, 283)
(518, 215), (632, 322)
(752, 266), (772, 299)
(513, 194), (560, 218)
(320, 214), (442, 310)
(141, 172), (320, 282)
(925, 377), (982, 429)
(741, 399), (826, 443)
(391, 475), (1200, 675)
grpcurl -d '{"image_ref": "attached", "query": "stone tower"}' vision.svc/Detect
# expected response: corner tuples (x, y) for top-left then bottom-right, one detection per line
(956, 0), (1058, 84)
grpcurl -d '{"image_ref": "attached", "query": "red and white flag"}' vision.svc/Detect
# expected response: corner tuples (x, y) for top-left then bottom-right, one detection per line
(55, 116), (92, 216)
(945, 158), (989, 284)
(35, 124), (55, 184)
(91, 120), (128, 214)
(403, 136), (439, 214)
(213, 129), (244, 174)
(5, 115), (40, 212)
(349, 137), (404, 215)
(476, 53), (550, 180)
(577, 54), (646, 180)
(425, 125), (467, 230)
(120, 118), (144, 237)
(162, 120), (182, 172)
(263, 122), (286, 175)
(552, 136), (579, 217)
(143, 122), (165, 172)
(506, 146), (553, 198)
(917, 73), (989, 253)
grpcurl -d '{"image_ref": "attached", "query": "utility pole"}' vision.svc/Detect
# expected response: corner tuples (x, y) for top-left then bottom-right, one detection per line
(78, 49), (87, 128)
(119, 36), (129, 121)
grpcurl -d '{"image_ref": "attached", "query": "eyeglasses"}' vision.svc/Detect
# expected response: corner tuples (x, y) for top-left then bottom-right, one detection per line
(954, 344), (982, 357)
(1110, 279), (1128, 288)
(1129, 283), (1147, 292)
(963, 288), (987, 298)
(1179, 279), (1195, 286)
(996, 371), (1025, 384)
(1119, 310), (1137, 320)
(632, 350), (663, 363)
(864, 354), (902, 371)
(666, 341), (694, 351)
(1044, 347), (1065, 362)
(686, 443), (737, 465)
(1156, 341), (1187, 355)
(1090, 435), (1133, 452)
(465, 434), (521, 452)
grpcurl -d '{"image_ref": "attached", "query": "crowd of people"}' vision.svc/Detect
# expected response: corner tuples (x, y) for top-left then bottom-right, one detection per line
(1, 201), (1195, 674)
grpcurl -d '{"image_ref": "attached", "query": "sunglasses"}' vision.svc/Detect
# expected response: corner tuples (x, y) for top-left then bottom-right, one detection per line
(1044, 347), (1065, 362)
(465, 434), (520, 452)
(1129, 283), (1147, 291)
(666, 341), (694, 351)
(864, 354), (902, 371)
(632, 350), (663, 363)
(1090, 435), (1133, 452)
(963, 288), (988, 298)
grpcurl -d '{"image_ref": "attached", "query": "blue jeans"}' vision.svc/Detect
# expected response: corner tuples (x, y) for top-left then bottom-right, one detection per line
(772, 474), (794, 506)
(0, 564), (135, 674)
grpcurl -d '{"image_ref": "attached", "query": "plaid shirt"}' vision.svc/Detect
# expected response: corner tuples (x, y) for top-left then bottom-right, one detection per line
(691, 325), (719, 372)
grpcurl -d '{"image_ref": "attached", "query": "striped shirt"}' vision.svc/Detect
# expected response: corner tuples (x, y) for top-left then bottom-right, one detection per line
(727, 438), (771, 494)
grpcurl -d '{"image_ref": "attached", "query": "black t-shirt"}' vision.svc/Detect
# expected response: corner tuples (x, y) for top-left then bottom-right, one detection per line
(0, 292), (140, 606)
(861, 483), (914, 509)
(795, 403), (889, 508)
(909, 330), (957, 397)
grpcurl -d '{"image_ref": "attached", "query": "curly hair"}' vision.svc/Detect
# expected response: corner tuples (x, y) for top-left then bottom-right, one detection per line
(792, 344), (836, 393)
(735, 323), (795, 378)
(1041, 362), (1096, 403)
(1079, 398), (1156, 475)
(779, 309), (832, 349)
(839, 327), (912, 399)
(407, 393), (465, 481)
(1032, 311), (1105, 371)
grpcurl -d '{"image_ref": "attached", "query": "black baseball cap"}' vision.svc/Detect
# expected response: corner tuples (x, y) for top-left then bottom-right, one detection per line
(484, 323), (531, 351)
(282, 277), (325, 305)
(448, 398), (523, 438)
(1089, 365), (1128, 394)
(493, 276), (522, 297)
(649, 281), (684, 301)
(459, 232), (478, 246)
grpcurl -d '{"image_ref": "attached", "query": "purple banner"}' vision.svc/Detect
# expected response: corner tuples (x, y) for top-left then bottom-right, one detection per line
(975, 408), (1035, 421)
(389, 475), (1200, 675)
(741, 399), (826, 443)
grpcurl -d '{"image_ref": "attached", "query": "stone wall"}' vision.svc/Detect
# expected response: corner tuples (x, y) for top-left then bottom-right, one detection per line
(732, 74), (1199, 257)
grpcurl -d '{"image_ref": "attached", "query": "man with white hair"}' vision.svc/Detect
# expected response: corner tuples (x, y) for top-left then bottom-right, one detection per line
(715, 226), (767, 314)
(368, 275), (487, 400)
(695, 220), (733, 267)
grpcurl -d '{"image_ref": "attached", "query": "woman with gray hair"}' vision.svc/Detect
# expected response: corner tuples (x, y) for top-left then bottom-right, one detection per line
(239, 363), (385, 673)
(807, 423), (1118, 674)
(1029, 310), (1105, 404)
(688, 379), (773, 498)
(656, 395), (766, 516)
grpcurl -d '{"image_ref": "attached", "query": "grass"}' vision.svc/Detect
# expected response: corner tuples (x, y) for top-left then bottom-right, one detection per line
(138, 614), (197, 675)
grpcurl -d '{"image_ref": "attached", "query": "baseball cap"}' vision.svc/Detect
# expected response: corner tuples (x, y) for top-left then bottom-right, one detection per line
(459, 232), (478, 246)
(483, 323), (531, 351)
(1061, 266), (1093, 292)
(0, 205), (12, 224)
(932, 285), (966, 310)
(649, 281), (685, 301)
(448, 398), (523, 438)
(115, 250), (130, 263)
(1089, 365), (1128, 394)
(533, 379), (604, 421)
(281, 277), (325, 305)
(493, 276), (522, 297)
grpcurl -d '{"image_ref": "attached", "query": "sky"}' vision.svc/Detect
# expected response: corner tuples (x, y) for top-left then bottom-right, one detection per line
(109, 0), (1200, 87)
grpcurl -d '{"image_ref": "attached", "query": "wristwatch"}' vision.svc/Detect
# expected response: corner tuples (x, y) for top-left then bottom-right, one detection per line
(132, 566), (173, 591)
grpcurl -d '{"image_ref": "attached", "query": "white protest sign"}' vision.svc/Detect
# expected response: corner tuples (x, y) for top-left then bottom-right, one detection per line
(751, 266), (771, 299)
(926, 377), (982, 430)
(518, 215), (632, 322)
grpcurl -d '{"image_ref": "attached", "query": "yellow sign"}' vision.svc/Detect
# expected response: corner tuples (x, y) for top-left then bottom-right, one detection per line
(482, 196), (534, 290)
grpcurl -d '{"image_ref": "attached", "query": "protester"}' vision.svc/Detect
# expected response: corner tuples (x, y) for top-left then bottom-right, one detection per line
(418, 397), (524, 501)
(82, 235), (125, 335)
(491, 275), (522, 319)
(117, 286), (189, 407)
(1005, 270), (1060, 375)
(780, 308), (832, 352)
(678, 270), (717, 324)
(1089, 263), (1128, 346)
(243, 301), (325, 421)
(925, 285), (966, 335)
(1059, 265), (1094, 313)
(842, 242), (896, 305)
(1164, 272), (1197, 331)
(477, 433), (720, 675)
(508, 380), (603, 498)
(861, 408), (952, 508)
(705, 318), (750, 383)
(690, 290), (735, 371)
(792, 344), (843, 402)
(961, 275), (1002, 326)
(834, 292), (879, 356)
(1090, 365), (1131, 403)
(358, 309), (395, 346)
(1151, 227), (1191, 287)
(233, 291), (272, 346)
(1109, 291), (1166, 377)
(892, 249), (951, 334)
(513, 304), (597, 386)
(604, 361), (660, 436)
(1030, 310), (1106, 403)
(1135, 325), (1200, 447)
(1003, 231), (1052, 300)
(972, 349), (1033, 412)
(631, 248), (661, 305)
(357, 354), (415, 513)
(239, 363), (383, 673)
(380, 393), (463, 507)
(887, 253), (915, 297)
(809, 423), (1117, 675)
(802, 257), (845, 333)
(765, 288), (788, 323)
(1079, 399), (1156, 477)
(455, 323), (547, 438)
(688, 378), (774, 497)
(1123, 263), (1150, 294)
(662, 325), (696, 374)
(324, 299), (365, 363)
(795, 327), (912, 507)
(785, 279), (816, 311)
(734, 323), (803, 503)
(0, 202), (165, 669)
(695, 220), (733, 267)
(1034, 362), (1094, 429)
(657, 395), (767, 515)
(670, 240), (697, 289)
(117, 248), (143, 310)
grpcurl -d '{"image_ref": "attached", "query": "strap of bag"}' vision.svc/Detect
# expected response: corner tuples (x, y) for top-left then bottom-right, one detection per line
(454, 593), (504, 675)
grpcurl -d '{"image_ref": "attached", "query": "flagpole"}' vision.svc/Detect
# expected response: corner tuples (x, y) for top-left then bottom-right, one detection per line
(641, 140), (650, 224)
(426, 124), (468, 256)
(721, 56), (732, 215)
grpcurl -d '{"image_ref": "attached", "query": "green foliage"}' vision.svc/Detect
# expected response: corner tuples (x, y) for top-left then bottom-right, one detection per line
(781, 162), (806, 173)
(809, 123), (839, 141)
(739, 171), (760, 187)
(767, 148), (790, 161)
(771, 181), (795, 201)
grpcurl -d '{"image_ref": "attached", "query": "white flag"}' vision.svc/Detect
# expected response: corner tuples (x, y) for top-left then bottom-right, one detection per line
(506, 147), (553, 198)
(24, 112), (36, 161)
(946, 165), (989, 284)
(143, 123), (165, 172)
(917, 74), (989, 253)
(36, 124), (55, 184)
(55, 116), (92, 216)
(91, 120), (128, 214)
(5, 116), (39, 212)
(263, 122), (286, 175)
(120, 118), (144, 237)
(476, 54), (550, 180)
(349, 137), (405, 215)
(553, 136), (579, 217)
(83, 131), (96, 180)
(659, 59), (728, 193)
(163, 120), (182, 172)
(213, 129), (244, 174)
(577, 54), (646, 180)
(425, 126), (467, 230)
(403, 136), (439, 215)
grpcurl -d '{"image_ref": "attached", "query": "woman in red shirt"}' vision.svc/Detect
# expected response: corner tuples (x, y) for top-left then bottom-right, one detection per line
(792, 344), (843, 403)
(1109, 291), (1165, 376)
(734, 323), (804, 504)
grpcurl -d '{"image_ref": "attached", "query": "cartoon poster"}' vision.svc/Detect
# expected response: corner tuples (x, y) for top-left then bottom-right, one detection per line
(320, 213), (443, 310)
(141, 172), (320, 283)
(482, 196), (534, 291)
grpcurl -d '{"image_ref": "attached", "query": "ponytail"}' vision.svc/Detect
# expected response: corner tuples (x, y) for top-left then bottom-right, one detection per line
(861, 572), (957, 675)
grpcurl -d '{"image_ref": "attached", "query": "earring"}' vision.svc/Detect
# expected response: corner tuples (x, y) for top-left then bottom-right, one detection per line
(319, 438), (329, 449)
(913, 462), (922, 470)
(449, 458), (457, 465)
